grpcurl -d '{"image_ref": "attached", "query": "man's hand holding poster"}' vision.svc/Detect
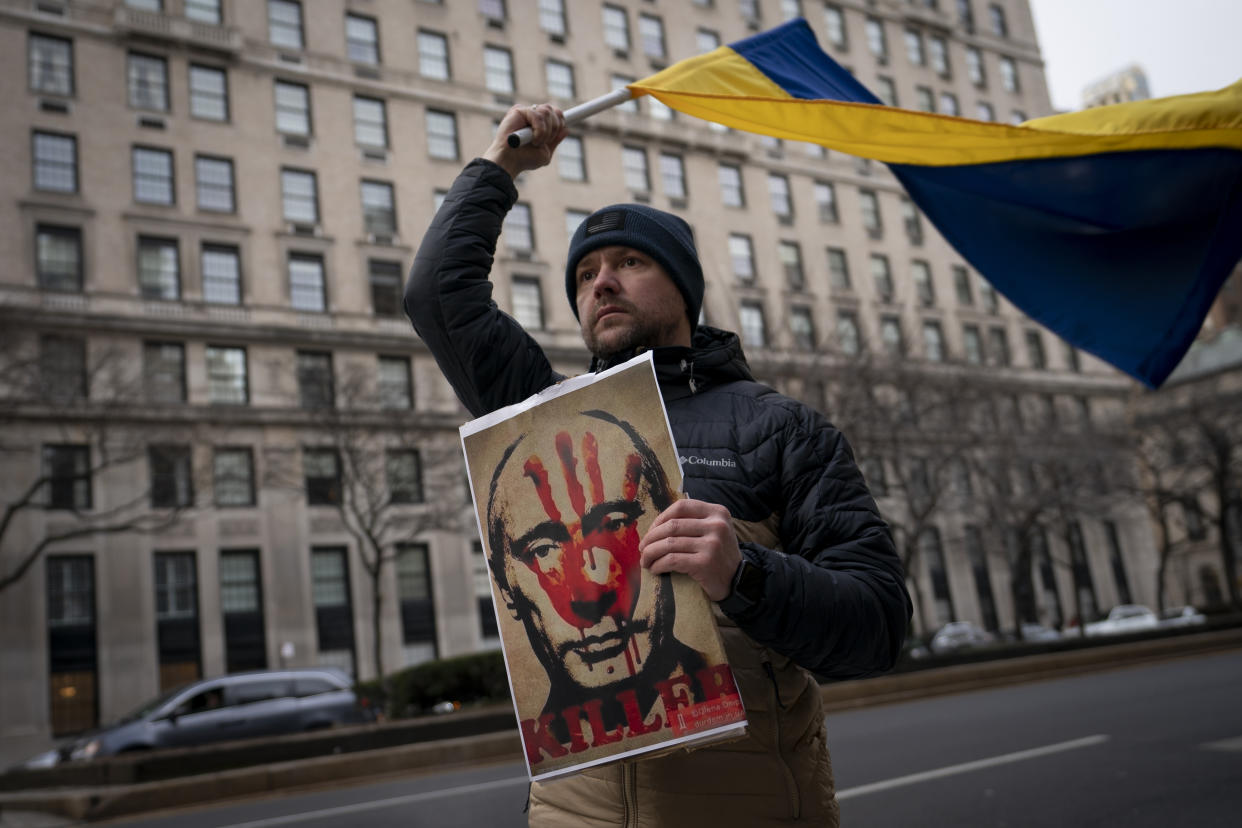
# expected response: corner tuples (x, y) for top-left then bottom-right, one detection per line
(461, 354), (746, 781)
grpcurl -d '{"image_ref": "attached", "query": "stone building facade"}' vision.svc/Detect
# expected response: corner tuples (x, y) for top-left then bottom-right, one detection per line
(0, 0), (1163, 762)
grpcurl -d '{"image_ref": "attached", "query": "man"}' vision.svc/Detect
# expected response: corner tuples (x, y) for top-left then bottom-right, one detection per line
(407, 103), (911, 826)
(482, 410), (720, 758)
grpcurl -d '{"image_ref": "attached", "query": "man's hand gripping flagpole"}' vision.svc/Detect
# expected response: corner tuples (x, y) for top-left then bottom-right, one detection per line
(506, 87), (636, 148)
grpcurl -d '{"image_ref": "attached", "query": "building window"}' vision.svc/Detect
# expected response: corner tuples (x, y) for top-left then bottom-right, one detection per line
(719, 164), (744, 207)
(980, 276), (1000, 313)
(827, 247), (851, 290)
(1026, 329), (1047, 369)
(903, 197), (924, 243)
(127, 52), (169, 111)
(138, 236), (179, 300)
(539, 0), (566, 36)
(297, 351), (334, 409)
(361, 180), (396, 237)
(369, 259), (403, 317)
(940, 92), (960, 117)
(930, 36), (950, 78)
(660, 153), (686, 199)
(824, 5), (847, 50)
(43, 445), (91, 510)
(739, 301), (767, 348)
(149, 445), (193, 508)
(40, 335), (85, 403)
(133, 147), (174, 205)
(33, 132), (77, 193)
(837, 310), (861, 356)
(875, 76), (897, 107)
(188, 64), (228, 121)
(303, 449), (341, 505)
(36, 225), (82, 292)
(989, 3), (1008, 37)
(144, 341), (186, 403)
(30, 33), (74, 96)
(153, 552), (198, 664)
(988, 326), (1011, 366)
(397, 543), (436, 657)
(558, 136), (586, 181)
(976, 101), (995, 121)
(426, 110), (459, 160)
(779, 241), (804, 291)
(274, 80), (311, 135)
(966, 47), (986, 87)
(650, 98), (678, 123)
(205, 345), (247, 404)
(871, 253), (893, 302)
(768, 173), (792, 219)
(1064, 341), (1081, 373)
(378, 356), (412, 409)
(813, 181), (839, 223)
(268, 0), (303, 50)
(622, 146), (650, 192)
(566, 208), (589, 240)
(289, 254), (326, 312)
(780, 0), (802, 20)
(281, 168), (318, 224)
(219, 549), (265, 672)
(1000, 56), (1019, 92)
(880, 315), (904, 355)
(922, 320), (946, 362)
(387, 450), (424, 503)
(345, 13), (379, 65)
(602, 5), (630, 52)
(353, 96), (387, 148)
(194, 155), (234, 213)
(202, 244), (241, 305)
(912, 260), (935, 306)
(859, 189), (882, 236)
(479, 0), (506, 23)
(311, 546), (355, 674)
(483, 45), (514, 95)
(697, 27), (721, 54)
(417, 30), (450, 80)
(729, 233), (755, 282)
(865, 18), (887, 62)
(472, 541), (499, 640)
(1010, 109), (1027, 125)
(638, 13), (666, 59)
(915, 85), (935, 112)
(503, 202), (534, 253)
(791, 306), (816, 350)
(511, 276), (545, 330)
(740, 0), (761, 24)
(904, 29), (924, 66)
(963, 324), (984, 365)
(184, 0), (220, 24)
(1104, 521), (1133, 605)
(46, 554), (97, 733)
(947, 266), (972, 308)
(545, 59), (575, 99)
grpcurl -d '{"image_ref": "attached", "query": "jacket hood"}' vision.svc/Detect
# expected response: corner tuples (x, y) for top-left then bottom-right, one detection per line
(590, 325), (755, 397)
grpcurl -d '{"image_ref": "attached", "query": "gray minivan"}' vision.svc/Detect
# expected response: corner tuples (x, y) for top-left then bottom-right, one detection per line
(57, 668), (373, 762)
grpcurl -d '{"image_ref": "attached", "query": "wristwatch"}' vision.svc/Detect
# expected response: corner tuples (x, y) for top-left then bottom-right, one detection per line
(729, 556), (767, 607)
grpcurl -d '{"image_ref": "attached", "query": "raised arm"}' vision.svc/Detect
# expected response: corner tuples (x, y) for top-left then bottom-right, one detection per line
(404, 105), (570, 417)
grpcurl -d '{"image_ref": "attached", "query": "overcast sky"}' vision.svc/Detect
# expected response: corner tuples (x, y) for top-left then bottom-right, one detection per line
(1028, 0), (1242, 111)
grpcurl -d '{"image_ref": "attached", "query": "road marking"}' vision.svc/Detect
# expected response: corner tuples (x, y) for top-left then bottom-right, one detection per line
(219, 776), (529, 828)
(836, 734), (1110, 800)
(1201, 736), (1242, 752)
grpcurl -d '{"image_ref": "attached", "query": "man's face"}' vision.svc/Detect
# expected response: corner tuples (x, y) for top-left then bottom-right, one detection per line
(574, 246), (691, 359)
(490, 415), (672, 689)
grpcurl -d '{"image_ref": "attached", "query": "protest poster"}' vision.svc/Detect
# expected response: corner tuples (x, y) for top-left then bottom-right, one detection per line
(461, 353), (747, 781)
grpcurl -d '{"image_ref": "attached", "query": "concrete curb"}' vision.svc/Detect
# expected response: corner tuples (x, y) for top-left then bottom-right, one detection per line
(2, 628), (1238, 823)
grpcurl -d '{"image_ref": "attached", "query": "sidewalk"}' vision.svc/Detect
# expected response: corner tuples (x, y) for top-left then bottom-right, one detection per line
(3, 627), (1238, 824)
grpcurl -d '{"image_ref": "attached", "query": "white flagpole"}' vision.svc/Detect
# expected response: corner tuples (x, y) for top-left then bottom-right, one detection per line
(506, 87), (637, 148)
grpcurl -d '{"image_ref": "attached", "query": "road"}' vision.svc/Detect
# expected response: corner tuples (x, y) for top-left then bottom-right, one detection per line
(102, 649), (1242, 828)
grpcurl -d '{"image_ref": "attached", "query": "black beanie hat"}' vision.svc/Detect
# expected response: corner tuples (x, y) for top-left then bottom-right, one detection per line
(564, 204), (704, 331)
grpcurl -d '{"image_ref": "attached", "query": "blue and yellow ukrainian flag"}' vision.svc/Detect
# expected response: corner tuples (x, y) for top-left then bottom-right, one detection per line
(628, 19), (1242, 388)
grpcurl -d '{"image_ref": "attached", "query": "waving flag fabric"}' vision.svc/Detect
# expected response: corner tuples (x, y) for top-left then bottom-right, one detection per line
(628, 19), (1242, 388)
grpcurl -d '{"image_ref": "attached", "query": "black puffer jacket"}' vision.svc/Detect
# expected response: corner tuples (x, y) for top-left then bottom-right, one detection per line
(406, 159), (910, 678)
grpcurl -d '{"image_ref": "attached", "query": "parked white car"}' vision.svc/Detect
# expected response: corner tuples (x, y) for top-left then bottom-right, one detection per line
(930, 621), (996, 654)
(1084, 604), (1158, 637)
(1158, 606), (1207, 628)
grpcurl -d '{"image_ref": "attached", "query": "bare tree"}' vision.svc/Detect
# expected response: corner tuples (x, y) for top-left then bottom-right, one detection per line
(268, 361), (467, 685)
(0, 329), (197, 594)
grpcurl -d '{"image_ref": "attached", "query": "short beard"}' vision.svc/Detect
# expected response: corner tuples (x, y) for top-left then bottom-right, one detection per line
(583, 316), (682, 361)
